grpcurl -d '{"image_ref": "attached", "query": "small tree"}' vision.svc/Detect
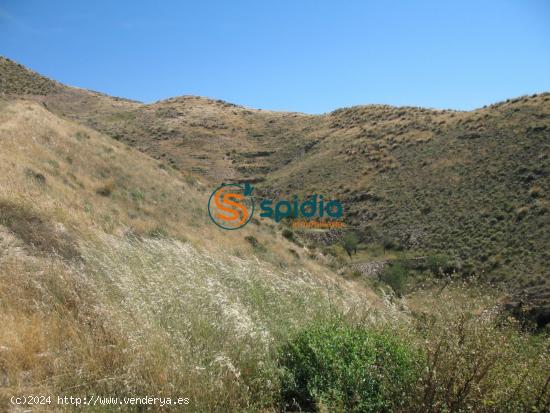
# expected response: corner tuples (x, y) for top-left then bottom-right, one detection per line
(380, 262), (408, 296)
(342, 232), (359, 260)
(382, 235), (394, 255)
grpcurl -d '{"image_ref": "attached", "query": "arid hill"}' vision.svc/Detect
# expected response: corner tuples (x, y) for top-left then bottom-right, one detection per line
(0, 93), (376, 411)
(1, 55), (549, 319)
(1, 56), (550, 411)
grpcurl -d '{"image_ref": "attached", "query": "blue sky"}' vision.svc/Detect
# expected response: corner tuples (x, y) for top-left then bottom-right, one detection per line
(1, 1), (549, 113)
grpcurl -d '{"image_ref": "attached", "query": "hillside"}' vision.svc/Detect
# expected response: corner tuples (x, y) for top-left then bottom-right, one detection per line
(0, 97), (378, 410)
(2, 56), (548, 316)
(267, 97), (550, 303)
(1, 57), (550, 411)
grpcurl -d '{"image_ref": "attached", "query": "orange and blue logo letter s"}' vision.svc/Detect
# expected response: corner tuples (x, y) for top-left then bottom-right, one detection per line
(208, 183), (254, 230)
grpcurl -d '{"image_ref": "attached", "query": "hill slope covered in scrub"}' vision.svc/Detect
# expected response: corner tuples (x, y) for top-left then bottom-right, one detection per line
(1, 57), (549, 411)
(2, 55), (548, 315)
(0, 97), (377, 410)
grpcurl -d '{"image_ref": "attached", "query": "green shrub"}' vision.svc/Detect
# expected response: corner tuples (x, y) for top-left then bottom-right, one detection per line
(341, 232), (359, 259)
(24, 168), (46, 185)
(279, 322), (419, 412)
(130, 189), (144, 202)
(74, 131), (89, 141)
(147, 226), (168, 238)
(282, 228), (294, 240)
(382, 236), (395, 253)
(426, 254), (457, 276)
(184, 174), (197, 187)
(245, 235), (266, 253)
(381, 262), (408, 296)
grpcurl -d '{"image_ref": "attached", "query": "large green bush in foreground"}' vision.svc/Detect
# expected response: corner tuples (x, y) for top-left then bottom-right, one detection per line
(279, 322), (420, 412)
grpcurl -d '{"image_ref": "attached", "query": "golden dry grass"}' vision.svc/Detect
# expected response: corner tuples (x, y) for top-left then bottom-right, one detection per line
(0, 98), (376, 411)
(0, 58), (548, 410)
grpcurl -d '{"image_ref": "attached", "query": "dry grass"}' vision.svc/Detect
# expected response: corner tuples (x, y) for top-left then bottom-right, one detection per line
(398, 284), (550, 412)
(0, 86), (547, 411)
(0, 98), (373, 411)
(3, 58), (548, 309)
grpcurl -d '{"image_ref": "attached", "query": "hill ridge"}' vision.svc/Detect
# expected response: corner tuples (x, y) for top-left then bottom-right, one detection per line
(1, 55), (549, 319)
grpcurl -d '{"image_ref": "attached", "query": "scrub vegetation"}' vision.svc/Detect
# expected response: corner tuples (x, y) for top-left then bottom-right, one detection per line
(0, 57), (548, 411)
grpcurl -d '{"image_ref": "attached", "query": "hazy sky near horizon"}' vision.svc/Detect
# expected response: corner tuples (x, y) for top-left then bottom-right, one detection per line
(1, 1), (549, 113)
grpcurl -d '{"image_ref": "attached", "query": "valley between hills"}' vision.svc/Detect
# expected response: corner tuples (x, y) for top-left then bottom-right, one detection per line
(0, 56), (549, 411)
